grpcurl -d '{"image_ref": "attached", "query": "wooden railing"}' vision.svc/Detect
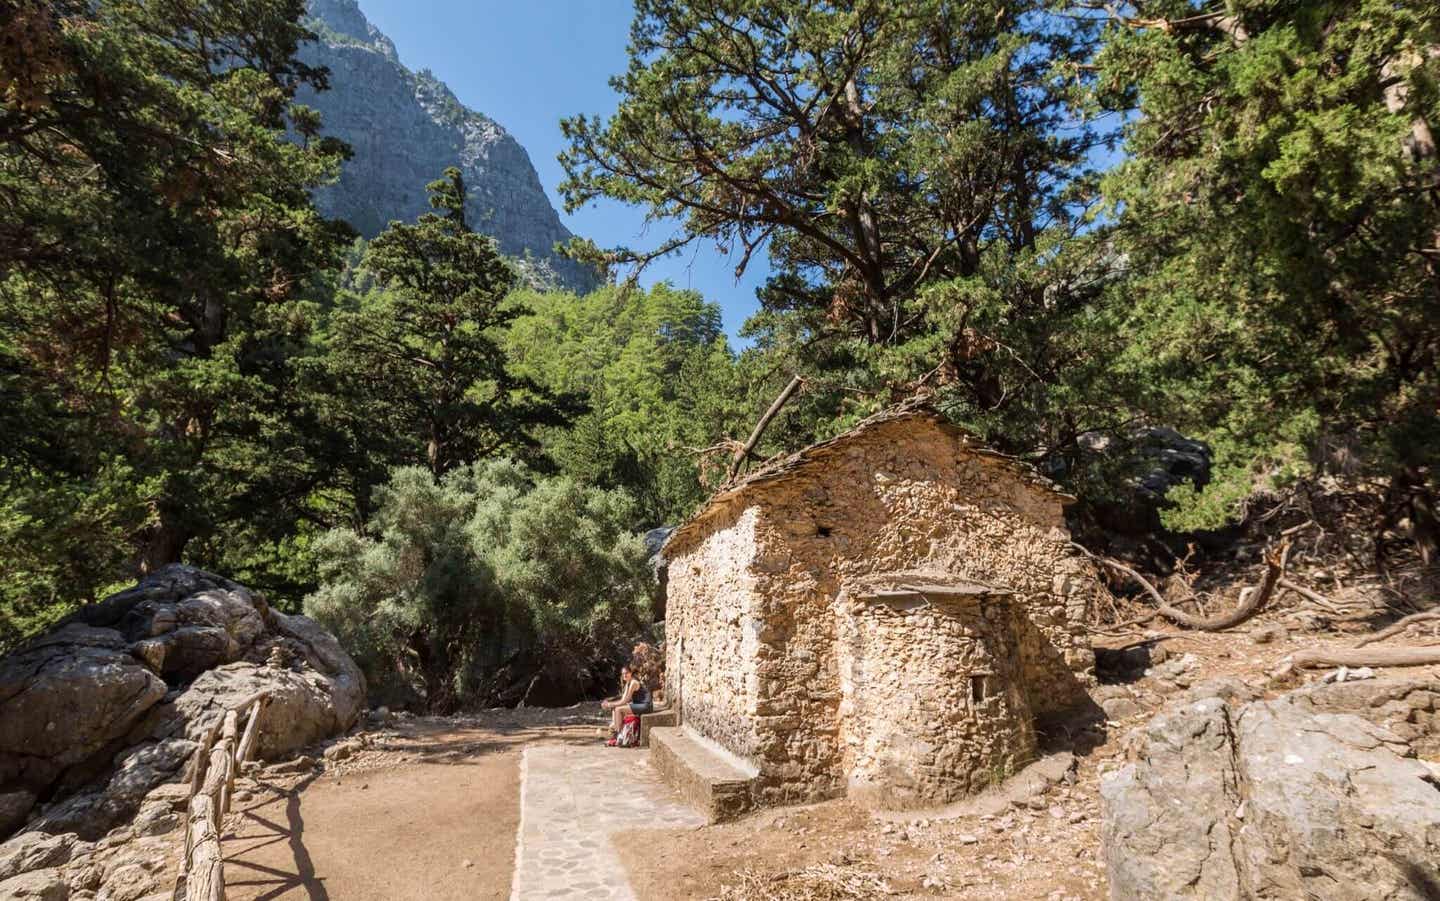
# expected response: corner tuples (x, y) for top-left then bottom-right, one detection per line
(173, 691), (269, 901)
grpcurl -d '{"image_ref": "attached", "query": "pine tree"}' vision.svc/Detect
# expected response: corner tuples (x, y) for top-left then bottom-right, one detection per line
(329, 169), (580, 479)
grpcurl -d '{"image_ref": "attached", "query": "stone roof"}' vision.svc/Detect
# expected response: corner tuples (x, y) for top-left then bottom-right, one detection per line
(664, 398), (1072, 554)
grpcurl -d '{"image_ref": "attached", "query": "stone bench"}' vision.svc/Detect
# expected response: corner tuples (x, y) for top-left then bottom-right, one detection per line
(638, 708), (676, 747)
(648, 726), (755, 823)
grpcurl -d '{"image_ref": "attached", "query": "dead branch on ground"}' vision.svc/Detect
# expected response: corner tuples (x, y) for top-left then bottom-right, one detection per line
(1277, 577), (1348, 615)
(1353, 610), (1440, 648)
(1276, 645), (1440, 676)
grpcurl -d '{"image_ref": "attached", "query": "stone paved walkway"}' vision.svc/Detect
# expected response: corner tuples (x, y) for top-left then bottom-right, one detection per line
(510, 743), (705, 901)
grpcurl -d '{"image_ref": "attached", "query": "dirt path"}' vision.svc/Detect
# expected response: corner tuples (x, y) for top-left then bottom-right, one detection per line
(222, 714), (594, 901)
(211, 628), (1433, 901)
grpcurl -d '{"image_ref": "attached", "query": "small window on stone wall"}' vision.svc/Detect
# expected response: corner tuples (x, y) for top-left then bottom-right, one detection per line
(815, 524), (832, 537)
(970, 675), (987, 705)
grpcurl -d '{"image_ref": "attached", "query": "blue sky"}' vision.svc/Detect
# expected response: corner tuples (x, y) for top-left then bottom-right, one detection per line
(356, 0), (769, 338)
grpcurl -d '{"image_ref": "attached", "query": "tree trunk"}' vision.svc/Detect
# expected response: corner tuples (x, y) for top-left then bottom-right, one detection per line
(410, 630), (456, 714)
(138, 517), (191, 575)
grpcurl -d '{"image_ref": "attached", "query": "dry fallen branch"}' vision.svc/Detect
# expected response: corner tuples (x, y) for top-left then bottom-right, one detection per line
(1353, 610), (1440, 648)
(1278, 577), (1348, 615)
(1279, 645), (1440, 674)
(1073, 540), (1290, 631)
(728, 374), (803, 482)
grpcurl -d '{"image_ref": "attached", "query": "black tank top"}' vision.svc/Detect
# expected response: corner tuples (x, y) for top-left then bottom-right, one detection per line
(632, 681), (649, 705)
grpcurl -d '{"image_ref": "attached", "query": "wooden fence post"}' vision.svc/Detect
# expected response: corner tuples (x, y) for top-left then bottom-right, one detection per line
(176, 693), (267, 901)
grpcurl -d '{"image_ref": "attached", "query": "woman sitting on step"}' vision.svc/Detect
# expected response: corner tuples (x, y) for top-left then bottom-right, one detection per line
(601, 665), (652, 741)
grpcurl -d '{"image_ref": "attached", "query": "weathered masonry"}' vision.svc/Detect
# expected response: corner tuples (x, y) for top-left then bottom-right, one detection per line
(651, 403), (1099, 815)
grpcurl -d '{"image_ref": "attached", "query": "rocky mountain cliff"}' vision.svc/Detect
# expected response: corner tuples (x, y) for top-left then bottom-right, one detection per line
(300, 0), (597, 292)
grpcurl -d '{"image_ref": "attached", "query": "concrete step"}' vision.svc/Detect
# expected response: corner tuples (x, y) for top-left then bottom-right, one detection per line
(638, 709), (676, 747)
(649, 726), (755, 823)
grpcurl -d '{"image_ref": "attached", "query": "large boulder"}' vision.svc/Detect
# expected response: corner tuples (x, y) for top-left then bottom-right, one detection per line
(0, 565), (364, 841)
(0, 867), (67, 900)
(1101, 677), (1440, 900)
(0, 832), (80, 882)
(143, 661), (360, 760)
(0, 626), (167, 801)
(1067, 427), (1213, 536)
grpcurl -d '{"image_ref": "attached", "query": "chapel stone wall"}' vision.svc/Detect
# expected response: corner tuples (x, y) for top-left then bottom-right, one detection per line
(835, 592), (1038, 808)
(664, 505), (766, 762)
(664, 413), (1097, 808)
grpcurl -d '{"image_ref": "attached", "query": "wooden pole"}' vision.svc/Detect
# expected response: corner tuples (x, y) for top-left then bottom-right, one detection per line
(235, 698), (265, 765)
(200, 744), (231, 831)
(185, 795), (225, 901)
(219, 711), (238, 814)
(174, 693), (268, 901)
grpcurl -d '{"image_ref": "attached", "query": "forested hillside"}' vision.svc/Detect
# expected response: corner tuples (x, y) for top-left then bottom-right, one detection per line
(298, 0), (598, 292)
(2, 0), (1437, 711)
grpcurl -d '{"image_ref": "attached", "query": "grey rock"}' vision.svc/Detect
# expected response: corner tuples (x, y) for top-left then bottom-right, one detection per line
(1068, 427), (1212, 534)
(0, 832), (78, 882)
(322, 741), (356, 763)
(0, 565), (362, 840)
(1101, 696), (1242, 900)
(128, 804), (177, 839)
(1130, 427), (1211, 500)
(644, 527), (675, 561)
(0, 790), (36, 836)
(300, 0), (598, 294)
(1099, 696), (1142, 720)
(1146, 652), (1197, 683)
(138, 784), (189, 812)
(1249, 623), (1288, 644)
(144, 662), (353, 761)
(98, 863), (154, 901)
(63, 860), (103, 892)
(269, 755), (318, 774)
(24, 794), (126, 843)
(0, 624), (167, 780)
(104, 741), (196, 806)
(267, 610), (366, 732)
(0, 867), (68, 900)
(1102, 678), (1440, 900)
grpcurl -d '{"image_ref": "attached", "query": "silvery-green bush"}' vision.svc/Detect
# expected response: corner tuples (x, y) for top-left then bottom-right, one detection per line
(306, 459), (652, 711)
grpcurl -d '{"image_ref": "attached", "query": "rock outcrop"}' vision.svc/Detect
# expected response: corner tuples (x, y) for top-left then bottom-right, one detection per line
(1101, 677), (1440, 900)
(300, 0), (598, 293)
(0, 565), (364, 841)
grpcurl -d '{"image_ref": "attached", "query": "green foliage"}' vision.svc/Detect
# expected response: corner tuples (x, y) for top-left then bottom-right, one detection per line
(7, 0), (1439, 663)
(561, 0), (1111, 457)
(504, 282), (749, 524)
(0, 0), (350, 628)
(305, 460), (653, 711)
(1089, 0), (1440, 532)
(326, 169), (580, 480)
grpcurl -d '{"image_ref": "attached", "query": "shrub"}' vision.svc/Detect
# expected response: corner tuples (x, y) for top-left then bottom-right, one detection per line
(305, 460), (653, 711)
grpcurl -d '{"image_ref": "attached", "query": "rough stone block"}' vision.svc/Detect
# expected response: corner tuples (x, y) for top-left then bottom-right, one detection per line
(638, 710), (676, 748)
(648, 727), (754, 823)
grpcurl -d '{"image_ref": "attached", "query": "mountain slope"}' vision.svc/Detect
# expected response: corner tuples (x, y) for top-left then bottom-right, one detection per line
(300, 0), (596, 292)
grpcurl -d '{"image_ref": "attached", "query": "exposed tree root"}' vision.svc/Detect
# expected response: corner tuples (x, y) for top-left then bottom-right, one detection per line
(1074, 540), (1290, 631)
